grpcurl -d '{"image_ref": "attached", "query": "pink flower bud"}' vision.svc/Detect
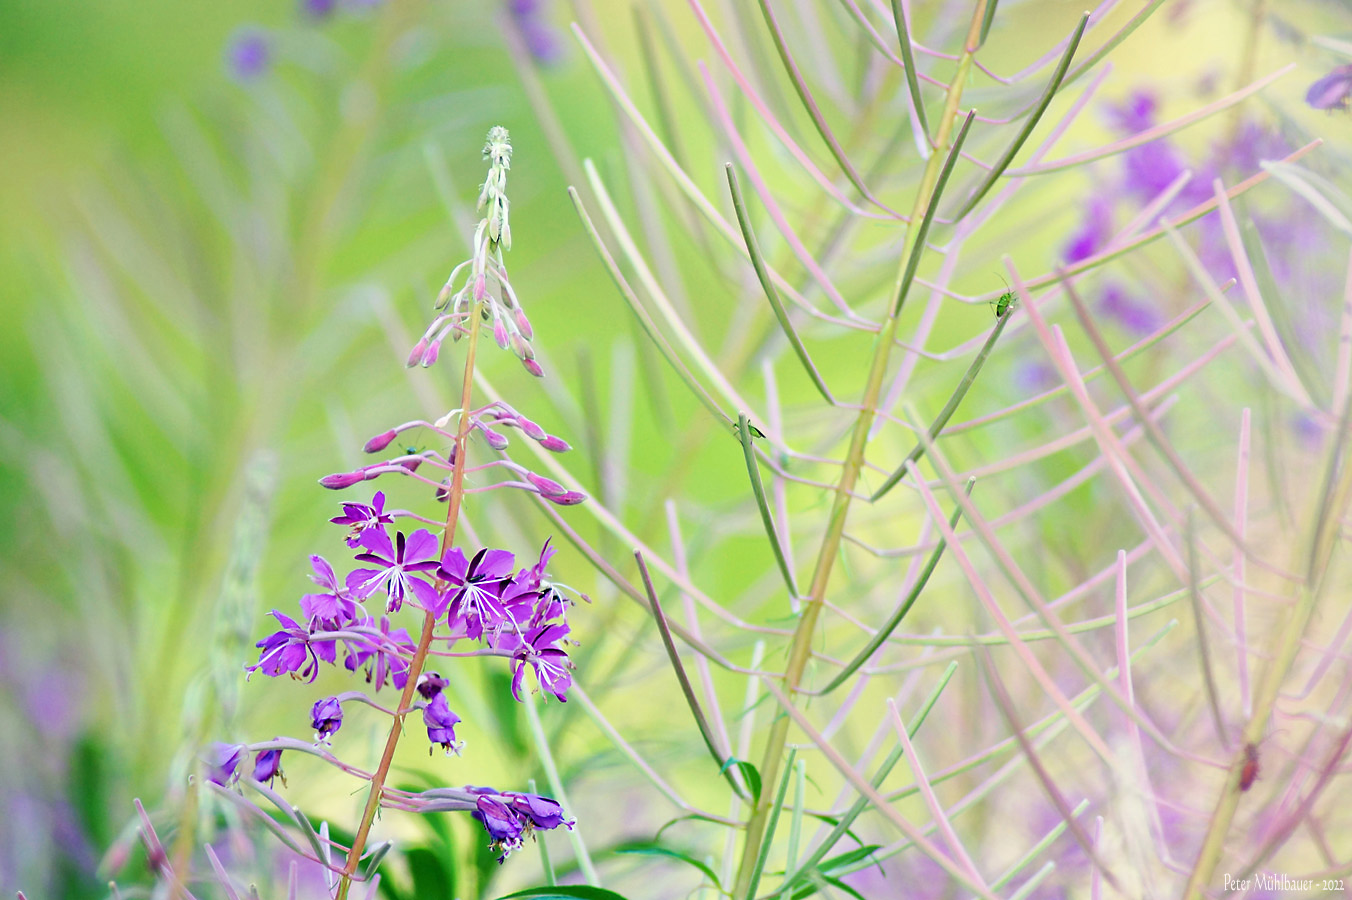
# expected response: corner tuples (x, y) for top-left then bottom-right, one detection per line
(473, 273), (487, 301)
(544, 490), (587, 506)
(481, 427), (509, 450)
(514, 308), (533, 339)
(435, 479), (450, 503)
(493, 320), (510, 349)
(395, 457), (423, 474)
(522, 358), (544, 378)
(435, 282), (454, 310)
(509, 333), (528, 359)
(517, 417), (546, 440)
(421, 339), (442, 367)
(320, 471), (365, 489)
(526, 472), (567, 496)
(364, 429), (398, 453)
(406, 339), (428, 368)
(539, 435), (571, 453)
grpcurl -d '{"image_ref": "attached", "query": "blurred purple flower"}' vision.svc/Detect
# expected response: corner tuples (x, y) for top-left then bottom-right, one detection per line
(252, 749), (285, 787)
(225, 28), (271, 81)
(423, 693), (461, 752)
(204, 743), (247, 786)
(1063, 197), (1113, 264)
(1306, 65), (1352, 111)
(1100, 283), (1162, 336)
(311, 696), (343, 741)
(348, 528), (442, 614)
(507, 0), (562, 65)
(330, 492), (394, 548)
(301, 0), (337, 18)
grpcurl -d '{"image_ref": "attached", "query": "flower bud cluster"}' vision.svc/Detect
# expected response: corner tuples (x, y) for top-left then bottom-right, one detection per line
(409, 127), (542, 376)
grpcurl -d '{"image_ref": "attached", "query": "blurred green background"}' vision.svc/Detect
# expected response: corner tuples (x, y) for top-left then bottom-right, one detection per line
(2, 0), (1350, 897)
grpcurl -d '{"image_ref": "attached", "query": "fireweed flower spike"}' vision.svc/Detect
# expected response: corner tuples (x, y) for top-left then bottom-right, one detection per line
(212, 129), (575, 899)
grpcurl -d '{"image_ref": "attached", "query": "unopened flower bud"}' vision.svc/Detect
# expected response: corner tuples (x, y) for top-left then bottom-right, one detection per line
(364, 430), (398, 453)
(395, 457), (423, 474)
(493, 319), (510, 350)
(522, 358), (544, 378)
(421, 339), (442, 367)
(539, 435), (571, 453)
(320, 471), (366, 490)
(417, 671), (449, 700)
(544, 490), (587, 506)
(516, 417), (546, 440)
(480, 427), (509, 450)
(526, 472), (567, 497)
(509, 333), (530, 360)
(514, 308), (533, 339)
(474, 273), (487, 301)
(252, 749), (285, 787)
(406, 339), (428, 368)
(435, 478), (451, 503)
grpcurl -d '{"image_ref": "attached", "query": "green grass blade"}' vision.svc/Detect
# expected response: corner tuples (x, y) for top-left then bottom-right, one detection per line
(746, 748), (797, 900)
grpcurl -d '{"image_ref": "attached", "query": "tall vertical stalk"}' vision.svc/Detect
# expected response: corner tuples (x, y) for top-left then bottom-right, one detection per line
(335, 298), (485, 900)
(729, 5), (988, 896)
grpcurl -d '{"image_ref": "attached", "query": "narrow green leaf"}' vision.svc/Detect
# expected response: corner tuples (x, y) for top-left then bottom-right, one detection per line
(950, 12), (1089, 221)
(814, 481), (972, 694)
(746, 749), (797, 900)
(872, 309), (1014, 501)
(979, 0), (1001, 46)
(774, 662), (958, 896)
(636, 552), (748, 800)
(889, 0), (930, 141)
(726, 166), (835, 404)
(720, 758), (763, 805)
(495, 887), (632, 900)
(615, 846), (722, 890)
(737, 412), (800, 597)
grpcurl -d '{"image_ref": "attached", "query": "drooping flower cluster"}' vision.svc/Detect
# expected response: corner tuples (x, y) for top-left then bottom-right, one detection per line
(469, 786), (573, 863)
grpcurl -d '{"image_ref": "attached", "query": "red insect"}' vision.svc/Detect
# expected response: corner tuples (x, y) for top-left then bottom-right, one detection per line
(1239, 742), (1260, 791)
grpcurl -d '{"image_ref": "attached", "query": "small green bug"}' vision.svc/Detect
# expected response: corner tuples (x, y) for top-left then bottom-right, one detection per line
(989, 279), (1018, 319)
(732, 421), (766, 442)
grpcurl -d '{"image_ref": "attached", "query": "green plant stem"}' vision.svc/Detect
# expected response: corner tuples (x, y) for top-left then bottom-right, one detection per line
(728, 5), (988, 897)
(335, 298), (486, 900)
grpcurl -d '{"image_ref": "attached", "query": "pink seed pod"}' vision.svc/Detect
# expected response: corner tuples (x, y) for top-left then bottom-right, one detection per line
(522, 358), (544, 378)
(364, 429), (399, 453)
(514, 308), (533, 339)
(493, 319), (510, 350)
(538, 435), (571, 453)
(406, 338), (428, 368)
(516, 417), (546, 441)
(319, 471), (366, 490)
(526, 472), (567, 497)
(544, 490), (587, 506)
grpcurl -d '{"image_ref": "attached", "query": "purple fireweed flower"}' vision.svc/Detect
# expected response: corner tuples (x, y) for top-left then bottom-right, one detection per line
(299, 556), (363, 627)
(470, 787), (573, 862)
(348, 528), (443, 614)
(521, 538), (556, 592)
(439, 547), (518, 640)
(344, 616), (413, 691)
(330, 492), (394, 548)
(301, 0), (337, 18)
(1063, 197), (1113, 264)
(225, 28), (271, 81)
(423, 693), (462, 753)
(204, 743), (247, 786)
(252, 749), (285, 787)
(311, 696), (343, 741)
(508, 0), (563, 65)
(507, 621), (573, 702)
(247, 611), (321, 682)
(1306, 65), (1352, 111)
(417, 671), (449, 700)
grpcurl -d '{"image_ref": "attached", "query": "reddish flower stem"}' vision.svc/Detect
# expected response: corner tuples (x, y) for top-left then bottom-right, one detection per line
(336, 299), (485, 899)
